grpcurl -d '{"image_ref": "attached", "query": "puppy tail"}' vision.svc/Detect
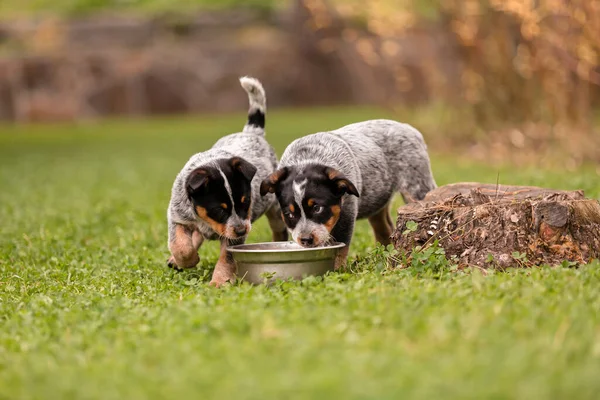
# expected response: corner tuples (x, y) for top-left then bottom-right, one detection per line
(239, 76), (266, 135)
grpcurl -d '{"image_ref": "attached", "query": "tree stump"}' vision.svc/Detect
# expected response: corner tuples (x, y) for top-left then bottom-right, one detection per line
(392, 183), (600, 268)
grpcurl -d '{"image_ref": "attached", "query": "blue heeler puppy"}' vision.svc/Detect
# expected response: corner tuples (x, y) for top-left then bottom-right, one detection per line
(167, 77), (287, 286)
(260, 120), (436, 268)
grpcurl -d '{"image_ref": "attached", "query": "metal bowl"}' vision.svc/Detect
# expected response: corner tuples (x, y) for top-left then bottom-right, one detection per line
(227, 241), (345, 284)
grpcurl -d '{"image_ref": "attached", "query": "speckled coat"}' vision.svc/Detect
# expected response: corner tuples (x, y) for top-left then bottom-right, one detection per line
(278, 119), (438, 219)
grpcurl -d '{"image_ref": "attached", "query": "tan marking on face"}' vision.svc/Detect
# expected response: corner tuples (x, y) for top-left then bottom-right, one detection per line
(195, 206), (226, 235)
(231, 158), (242, 169)
(327, 169), (341, 180)
(307, 198), (315, 207)
(241, 195), (246, 204)
(221, 203), (228, 209)
(324, 205), (341, 232)
(289, 204), (295, 213)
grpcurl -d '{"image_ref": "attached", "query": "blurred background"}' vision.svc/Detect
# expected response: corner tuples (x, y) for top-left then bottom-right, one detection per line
(0, 0), (598, 169)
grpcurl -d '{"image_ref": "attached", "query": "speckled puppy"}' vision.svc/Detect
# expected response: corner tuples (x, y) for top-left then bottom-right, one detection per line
(260, 119), (436, 268)
(167, 77), (287, 286)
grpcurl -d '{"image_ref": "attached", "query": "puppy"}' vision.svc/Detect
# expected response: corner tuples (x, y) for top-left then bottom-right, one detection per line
(167, 77), (287, 286)
(260, 119), (436, 267)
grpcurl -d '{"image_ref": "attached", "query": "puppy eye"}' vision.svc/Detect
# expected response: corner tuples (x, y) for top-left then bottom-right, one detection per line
(211, 207), (228, 220)
(313, 205), (324, 214)
(284, 212), (296, 221)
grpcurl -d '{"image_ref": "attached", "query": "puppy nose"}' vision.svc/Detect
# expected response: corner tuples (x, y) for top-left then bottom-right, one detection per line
(300, 236), (314, 246)
(234, 226), (247, 237)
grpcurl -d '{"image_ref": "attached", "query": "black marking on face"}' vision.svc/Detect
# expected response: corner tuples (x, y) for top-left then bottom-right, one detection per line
(273, 164), (357, 232)
(301, 189), (340, 228)
(186, 167), (231, 225)
(186, 157), (256, 225)
(216, 157), (256, 220)
(302, 198), (337, 227)
(282, 202), (301, 229)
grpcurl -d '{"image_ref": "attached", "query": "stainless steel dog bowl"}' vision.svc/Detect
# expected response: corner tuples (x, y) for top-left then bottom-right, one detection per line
(228, 241), (345, 284)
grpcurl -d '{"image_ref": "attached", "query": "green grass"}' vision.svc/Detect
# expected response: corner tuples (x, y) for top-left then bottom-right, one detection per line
(1, 107), (600, 399)
(0, 0), (280, 18)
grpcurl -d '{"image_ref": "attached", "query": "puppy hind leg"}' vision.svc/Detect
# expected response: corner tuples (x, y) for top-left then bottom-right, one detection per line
(368, 203), (394, 246)
(400, 193), (416, 205)
(266, 203), (288, 242)
(395, 157), (437, 203)
(386, 206), (394, 230)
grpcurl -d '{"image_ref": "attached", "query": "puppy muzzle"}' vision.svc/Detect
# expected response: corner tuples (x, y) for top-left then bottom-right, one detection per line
(292, 221), (330, 248)
(225, 217), (251, 239)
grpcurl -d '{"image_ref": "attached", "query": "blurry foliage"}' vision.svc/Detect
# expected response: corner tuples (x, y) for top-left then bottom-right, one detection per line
(0, 0), (280, 17)
(301, 0), (600, 167)
(306, 0), (600, 126)
(442, 0), (600, 125)
(5, 0), (598, 130)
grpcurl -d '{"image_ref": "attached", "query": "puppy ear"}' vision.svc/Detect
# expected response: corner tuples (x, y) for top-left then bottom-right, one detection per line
(260, 167), (288, 196)
(186, 168), (210, 194)
(324, 167), (360, 198)
(229, 157), (257, 181)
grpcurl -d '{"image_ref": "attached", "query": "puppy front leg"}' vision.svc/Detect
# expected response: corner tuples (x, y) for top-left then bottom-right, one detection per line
(167, 223), (204, 269)
(335, 246), (350, 270)
(210, 238), (244, 287)
(330, 211), (356, 270)
(266, 203), (288, 242)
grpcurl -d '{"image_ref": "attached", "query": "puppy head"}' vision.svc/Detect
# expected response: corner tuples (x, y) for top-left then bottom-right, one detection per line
(186, 157), (257, 239)
(260, 164), (359, 247)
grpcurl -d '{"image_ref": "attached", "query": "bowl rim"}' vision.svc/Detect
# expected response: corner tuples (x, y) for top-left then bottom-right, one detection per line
(227, 241), (345, 253)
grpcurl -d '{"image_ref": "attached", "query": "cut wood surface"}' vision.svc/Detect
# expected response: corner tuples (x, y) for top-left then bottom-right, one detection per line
(392, 183), (600, 268)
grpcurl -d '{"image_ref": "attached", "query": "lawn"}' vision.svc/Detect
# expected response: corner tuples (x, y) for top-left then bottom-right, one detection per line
(0, 0), (279, 18)
(1, 107), (599, 399)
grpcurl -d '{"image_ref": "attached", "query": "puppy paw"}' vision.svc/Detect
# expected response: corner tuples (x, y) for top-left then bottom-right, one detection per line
(167, 256), (182, 271)
(209, 265), (235, 287)
(209, 274), (235, 288)
(166, 254), (199, 270)
(209, 278), (229, 288)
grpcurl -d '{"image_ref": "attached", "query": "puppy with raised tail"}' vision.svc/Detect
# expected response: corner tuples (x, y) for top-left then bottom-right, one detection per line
(260, 119), (436, 268)
(167, 77), (287, 286)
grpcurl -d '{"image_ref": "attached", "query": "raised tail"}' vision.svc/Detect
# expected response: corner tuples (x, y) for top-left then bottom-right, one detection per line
(239, 76), (266, 134)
